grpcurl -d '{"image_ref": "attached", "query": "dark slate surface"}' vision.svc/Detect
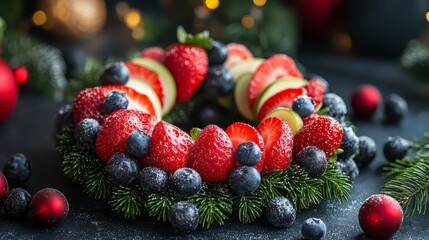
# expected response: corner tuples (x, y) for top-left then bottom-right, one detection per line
(0, 54), (428, 239)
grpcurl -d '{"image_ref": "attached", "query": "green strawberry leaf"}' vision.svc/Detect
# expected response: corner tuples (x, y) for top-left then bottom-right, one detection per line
(190, 127), (202, 140)
(176, 26), (213, 49)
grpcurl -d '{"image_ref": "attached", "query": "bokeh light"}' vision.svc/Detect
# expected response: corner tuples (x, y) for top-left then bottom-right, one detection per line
(253, 0), (267, 7)
(242, 15), (254, 28)
(125, 9), (141, 29)
(205, 0), (219, 10)
(32, 11), (47, 26)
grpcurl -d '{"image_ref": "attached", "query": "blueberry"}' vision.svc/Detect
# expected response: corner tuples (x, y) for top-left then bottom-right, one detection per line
(74, 118), (101, 149)
(384, 94), (408, 123)
(103, 90), (129, 115)
(354, 136), (376, 168)
(202, 66), (234, 97)
(301, 217), (327, 240)
(170, 168), (202, 197)
(168, 201), (199, 231)
(229, 166), (261, 195)
(139, 167), (168, 193)
(304, 73), (329, 93)
(322, 93), (347, 122)
(197, 101), (230, 127)
(3, 153), (31, 185)
(265, 197), (296, 228)
(106, 153), (139, 187)
(338, 126), (359, 160)
(207, 40), (228, 66)
(126, 130), (151, 158)
(54, 104), (74, 133)
(100, 62), (129, 85)
(336, 159), (359, 183)
(293, 95), (315, 118)
(235, 142), (262, 166)
(0, 188), (31, 218)
(295, 146), (327, 178)
(383, 136), (409, 162)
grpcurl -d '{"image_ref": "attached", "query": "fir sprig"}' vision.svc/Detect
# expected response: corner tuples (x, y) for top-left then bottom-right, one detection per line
(146, 191), (180, 222)
(110, 186), (145, 219)
(321, 159), (352, 202)
(234, 192), (264, 224)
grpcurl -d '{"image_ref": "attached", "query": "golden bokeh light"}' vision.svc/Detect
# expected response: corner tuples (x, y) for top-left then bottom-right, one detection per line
(32, 11), (47, 26)
(253, 0), (267, 7)
(205, 0), (219, 10)
(132, 27), (144, 40)
(125, 9), (141, 29)
(426, 11), (429, 22)
(242, 15), (254, 28)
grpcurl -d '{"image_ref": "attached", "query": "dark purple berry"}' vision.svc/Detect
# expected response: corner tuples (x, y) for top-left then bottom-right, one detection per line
(301, 217), (327, 240)
(336, 159), (359, 183)
(229, 166), (261, 195)
(55, 104), (73, 133)
(139, 167), (168, 193)
(74, 118), (101, 149)
(338, 126), (359, 160)
(126, 130), (150, 158)
(3, 153), (31, 185)
(106, 153), (139, 187)
(293, 95), (315, 118)
(295, 146), (327, 178)
(202, 66), (234, 97)
(354, 136), (376, 168)
(0, 188), (31, 218)
(304, 73), (329, 93)
(322, 93), (347, 122)
(207, 40), (228, 66)
(100, 62), (129, 85)
(168, 201), (199, 231)
(235, 142), (261, 166)
(383, 136), (409, 162)
(170, 168), (202, 197)
(103, 90), (129, 115)
(384, 94), (408, 123)
(266, 197), (296, 228)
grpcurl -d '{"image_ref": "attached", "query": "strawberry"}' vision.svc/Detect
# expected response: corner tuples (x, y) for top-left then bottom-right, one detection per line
(302, 113), (320, 126)
(188, 125), (234, 182)
(124, 61), (165, 107)
(303, 79), (325, 109)
(248, 54), (303, 109)
(293, 115), (343, 158)
(257, 88), (306, 122)
(257, 117), (294, 173)
(225, 122), (265, 172)
(141, 121), (194, 174)
(141, 47), (165, 63)
(164, 43), (208, 102)
(95, 109), (156, 163)
(224, 43), (254, 68)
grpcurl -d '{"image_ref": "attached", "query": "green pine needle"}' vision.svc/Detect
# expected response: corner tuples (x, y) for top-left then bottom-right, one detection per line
(82, 164), (113, 199)
(320, 159), (352, 202)
(189, 184), (232, 228)
(146, 192), (180, 222)
(235, 192), (264, 224)
(110, 186), (145, 219)
(258, 170), (287, 202)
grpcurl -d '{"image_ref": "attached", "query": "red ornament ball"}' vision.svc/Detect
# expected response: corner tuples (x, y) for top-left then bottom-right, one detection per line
(12, 66), (29, 85)
(0, 59), (19, 123)
(358, 194), (403, 239)
(351, 84), (381, 118)
(30, 188), (69, 227)
(0, 171), (9, 204)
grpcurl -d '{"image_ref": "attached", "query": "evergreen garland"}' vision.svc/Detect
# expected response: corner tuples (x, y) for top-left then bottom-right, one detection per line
(382, 133), (429, 216)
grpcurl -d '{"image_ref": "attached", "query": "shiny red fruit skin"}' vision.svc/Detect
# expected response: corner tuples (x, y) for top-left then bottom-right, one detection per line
(164, 43), (208, 102)
(351, 84), (381, 118)
(0, 59), (18, 123)
(293, 115), (343, 158)
(141, 47), (165, 63)
(257, 117), (294, 173)
(359, 194), (403, 239)
(0, 172), (9, 204)
(257, 88), (306, 122)
(188, 125), (234, 182)
(224, 43), (254, 68)
(304, 79), (325, 108)
(141, 121), (194, 174)
(30, 188), (69, 227)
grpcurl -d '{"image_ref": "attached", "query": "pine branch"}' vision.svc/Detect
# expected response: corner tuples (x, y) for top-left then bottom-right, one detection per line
(259, 170), (287, 202)
(320, 159), (352, 202)
(110, 186), (145, 219)
(383, 157), (420, 180)
(189, 184), (232, 228)
(163, 94), (204, 125)
(234, 191), (264, 224)
(145, 191), (180, 222)
(82, 164), (113, 199)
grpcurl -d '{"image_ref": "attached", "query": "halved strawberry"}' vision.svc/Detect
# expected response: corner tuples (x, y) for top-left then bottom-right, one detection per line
(141, 121), (194, 174)
(224, 43), (254, 68)
(257, 88), (306, 122)
(257, 117), (294, 173)
(124, 61), (165, 107)
(304, 79), (325, 109)
(225, 122), (265, 172)
(293, 115), (343, 158)
(141, 47), (165, 63)
(96, 110), (156, 163)
(248, 54), (303, 109)
(188, 125), (235, 182)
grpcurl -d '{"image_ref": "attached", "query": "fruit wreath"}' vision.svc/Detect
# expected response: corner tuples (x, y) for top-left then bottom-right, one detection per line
(54, 27), (362, 231)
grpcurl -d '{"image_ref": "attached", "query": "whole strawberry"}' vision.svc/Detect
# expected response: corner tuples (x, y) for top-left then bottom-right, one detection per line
(304, 79), (325, 109)
(188, 125), (235, 182)
(164, 26), (210, 102)
(293, 116), (343, 158)
(141, 121), (194, 174)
